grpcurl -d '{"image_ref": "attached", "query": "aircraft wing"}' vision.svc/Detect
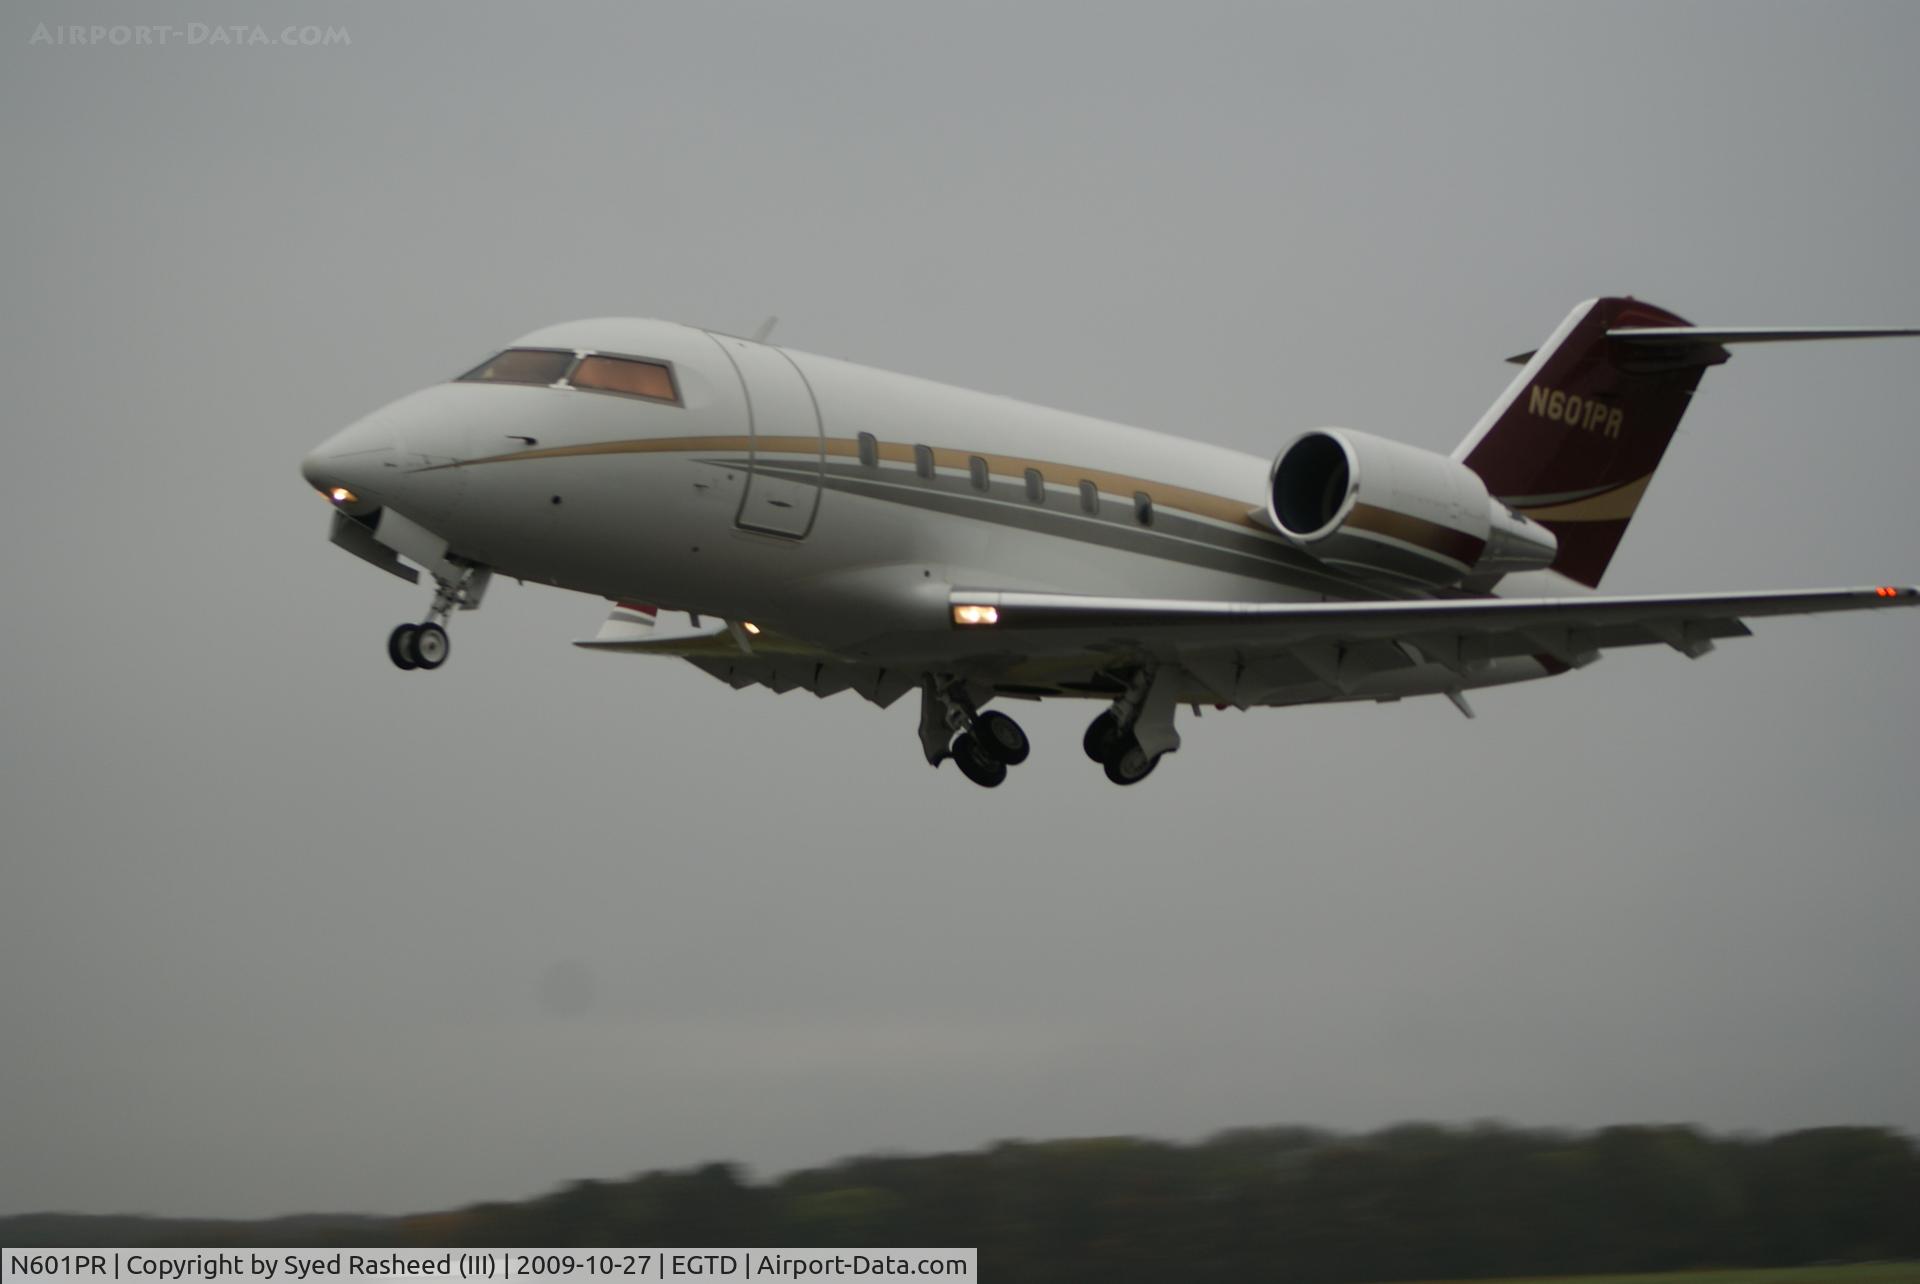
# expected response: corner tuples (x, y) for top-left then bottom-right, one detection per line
(574, 619), (923, 707)
(575, 586), (1915, 710)
(948, 584), (1918, 669)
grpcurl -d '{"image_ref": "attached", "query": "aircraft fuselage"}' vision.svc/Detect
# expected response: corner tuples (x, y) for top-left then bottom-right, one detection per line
(303, 317), (1552, 704)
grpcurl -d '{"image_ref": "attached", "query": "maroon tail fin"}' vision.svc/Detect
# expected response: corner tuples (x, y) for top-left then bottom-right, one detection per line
(1454, 297), (1727, 587)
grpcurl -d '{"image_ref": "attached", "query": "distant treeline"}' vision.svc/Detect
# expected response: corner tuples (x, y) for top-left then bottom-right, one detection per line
(8, 1124), (1918, 1283)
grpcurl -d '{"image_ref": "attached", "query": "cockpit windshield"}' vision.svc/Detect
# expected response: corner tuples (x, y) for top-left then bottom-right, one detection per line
(570, 354), (678, 403)
(457, 348), (575, 386)
(455, 348), (681, 405)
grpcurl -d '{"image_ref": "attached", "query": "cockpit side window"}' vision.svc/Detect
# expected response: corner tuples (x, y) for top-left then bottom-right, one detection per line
(570, 354), (679, 404)
(457, 348), (576, 386)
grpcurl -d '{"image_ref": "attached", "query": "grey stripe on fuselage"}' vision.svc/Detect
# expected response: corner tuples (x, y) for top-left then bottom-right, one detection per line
(721, 455), (1397, 600)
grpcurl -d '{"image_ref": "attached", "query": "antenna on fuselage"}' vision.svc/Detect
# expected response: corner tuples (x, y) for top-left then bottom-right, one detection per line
(750, 315), (779, 343)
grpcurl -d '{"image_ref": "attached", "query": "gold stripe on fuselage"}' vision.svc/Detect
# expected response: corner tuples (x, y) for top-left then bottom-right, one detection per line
(448, 434), (1270, 534)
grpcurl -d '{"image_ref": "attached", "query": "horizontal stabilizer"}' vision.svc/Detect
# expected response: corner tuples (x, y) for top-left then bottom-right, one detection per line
(1506, 325), (1920, 364)
(1607, 325), (1920, 346)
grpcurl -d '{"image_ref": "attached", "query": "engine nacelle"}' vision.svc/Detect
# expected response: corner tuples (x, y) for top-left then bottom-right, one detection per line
(1268, 428), (1557, 586)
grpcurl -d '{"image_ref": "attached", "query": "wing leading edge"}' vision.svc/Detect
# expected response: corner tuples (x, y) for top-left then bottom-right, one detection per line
(948, 585), (1918, 666)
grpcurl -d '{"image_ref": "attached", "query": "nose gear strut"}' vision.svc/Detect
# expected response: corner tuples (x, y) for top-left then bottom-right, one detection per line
(387, 564), (490, 672)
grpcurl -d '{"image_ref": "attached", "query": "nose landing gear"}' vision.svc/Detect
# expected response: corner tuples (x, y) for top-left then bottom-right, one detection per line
(386, 565), (489, 673)
(388, 620), (449, 671)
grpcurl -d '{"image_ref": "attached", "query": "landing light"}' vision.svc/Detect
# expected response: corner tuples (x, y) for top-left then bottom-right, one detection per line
(953, 604), (999, 626)
(329, 486), (357, 505)
(741, 621), (762, 635)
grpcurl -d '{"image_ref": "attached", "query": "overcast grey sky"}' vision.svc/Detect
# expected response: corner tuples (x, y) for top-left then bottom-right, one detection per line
(3, 0), (1918, 1220)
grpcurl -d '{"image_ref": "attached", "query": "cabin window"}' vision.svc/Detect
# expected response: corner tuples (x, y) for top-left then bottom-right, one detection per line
(914, 444), (935, 479)
(1079, 480), (1100, 514)
(570, 354), (679, 403)
(1024, 468), (1046, 504)
(969, 456), (990, 492)
(857, 432), (878, 468)
(457, 348), (576, 386)
(1133, 490), (1154, 526)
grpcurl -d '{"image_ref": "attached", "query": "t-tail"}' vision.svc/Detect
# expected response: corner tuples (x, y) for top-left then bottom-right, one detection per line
(1453, 297), (1920, 587)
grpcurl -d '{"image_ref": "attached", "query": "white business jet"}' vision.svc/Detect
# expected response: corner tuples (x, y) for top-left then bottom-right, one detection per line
(301, 298), (1917, 787)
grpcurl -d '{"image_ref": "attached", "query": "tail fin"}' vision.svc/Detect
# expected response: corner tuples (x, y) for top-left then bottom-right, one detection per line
(1453, 297), (1724, 588)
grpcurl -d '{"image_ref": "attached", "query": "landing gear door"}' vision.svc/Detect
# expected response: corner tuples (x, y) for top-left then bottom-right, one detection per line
(711, 334), (823, 539)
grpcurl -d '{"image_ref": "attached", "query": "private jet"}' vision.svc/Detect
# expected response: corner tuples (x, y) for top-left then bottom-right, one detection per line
(300, 298), (1917, 787)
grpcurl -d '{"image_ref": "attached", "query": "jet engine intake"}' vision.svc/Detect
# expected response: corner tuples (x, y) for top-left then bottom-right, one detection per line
(1268, 428), (1557, 586)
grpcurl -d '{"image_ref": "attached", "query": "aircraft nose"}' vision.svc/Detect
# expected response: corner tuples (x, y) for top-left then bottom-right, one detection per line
(300, 385), (472, 522)
(300, 448), (334, 492)
(300, 418), (394, 513)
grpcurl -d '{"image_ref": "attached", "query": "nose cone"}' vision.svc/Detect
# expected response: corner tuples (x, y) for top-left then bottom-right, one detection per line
(301, 413), (398, 513)
(301, 385), (476, 524)
(299, 448), (338, 492)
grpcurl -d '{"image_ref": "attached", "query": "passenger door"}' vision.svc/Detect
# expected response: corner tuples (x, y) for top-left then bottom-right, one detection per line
(710, 334), (823, 538)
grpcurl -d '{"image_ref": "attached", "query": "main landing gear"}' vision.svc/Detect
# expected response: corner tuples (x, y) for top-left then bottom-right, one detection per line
(1082, 710), (1158, 785)
(387, 565), (489, 673)
(920, 678), (1031, 789)
(917, 667), (1181, 788)
(956, 710), (1032, 787)
(1084, 665), (1182, 786)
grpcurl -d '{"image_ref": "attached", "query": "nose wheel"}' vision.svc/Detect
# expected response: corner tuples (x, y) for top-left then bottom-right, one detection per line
(388, 620), (450, 671)
(385, 566), (485, 672)
(388, 623), (420, 670)
(386, 621), (449, 671)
